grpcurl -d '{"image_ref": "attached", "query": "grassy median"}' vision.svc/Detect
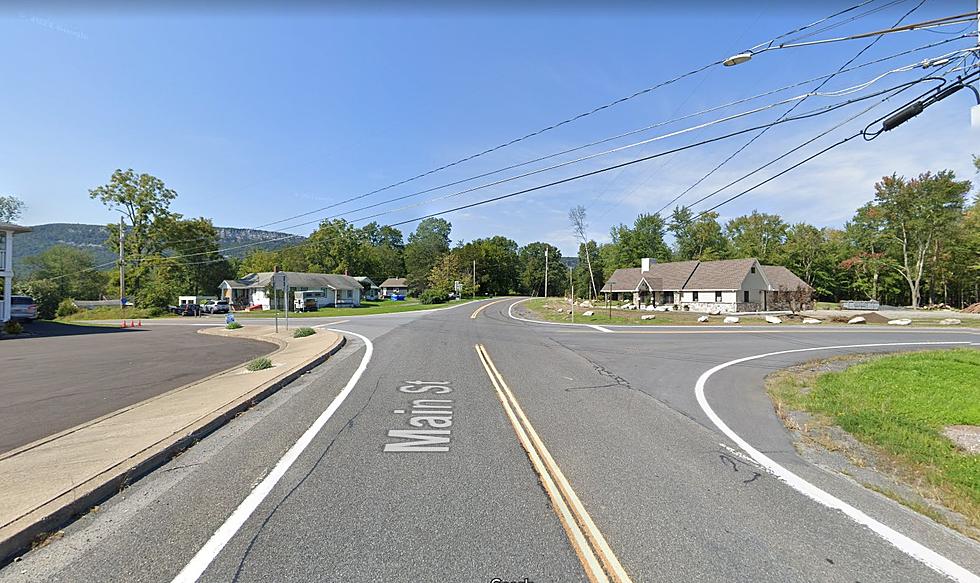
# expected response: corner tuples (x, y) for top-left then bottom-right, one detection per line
(768, 348), (980, 533)
(521, 298), (772, 325)
(232, 297), (483, 318)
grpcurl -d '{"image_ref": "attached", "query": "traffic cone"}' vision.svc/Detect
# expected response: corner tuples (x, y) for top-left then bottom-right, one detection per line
(137, 320), (142, 327)
(130, 320), (135, 328)
(120, 320), (126, 328)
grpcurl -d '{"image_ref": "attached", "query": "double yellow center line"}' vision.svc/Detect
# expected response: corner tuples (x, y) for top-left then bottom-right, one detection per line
(475, 344), (632, 583)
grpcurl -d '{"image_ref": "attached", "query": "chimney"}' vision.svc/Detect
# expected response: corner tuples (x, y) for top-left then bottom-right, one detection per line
(641, 258), (656, 272)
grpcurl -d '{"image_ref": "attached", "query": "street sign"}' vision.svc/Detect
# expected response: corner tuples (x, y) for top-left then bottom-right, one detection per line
(272, 272), (287, 290)
(454, 280), (463, 294)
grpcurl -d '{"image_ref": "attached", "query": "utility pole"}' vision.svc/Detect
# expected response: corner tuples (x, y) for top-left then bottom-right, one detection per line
(118, 216), (125, 314)
(568, 266), (574, 324)
(544, 247), (549, 298)
(472, 260), (476, 299)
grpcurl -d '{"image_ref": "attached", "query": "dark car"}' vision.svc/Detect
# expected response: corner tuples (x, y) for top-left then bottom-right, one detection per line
(177, 303), (201, 316)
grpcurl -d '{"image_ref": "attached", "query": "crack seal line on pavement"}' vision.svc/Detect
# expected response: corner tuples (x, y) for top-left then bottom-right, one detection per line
(476, 343), (632, 583)
(170, 329), (374, 583)
(696, 341), (978, 583)
(470, 298), (512, 319)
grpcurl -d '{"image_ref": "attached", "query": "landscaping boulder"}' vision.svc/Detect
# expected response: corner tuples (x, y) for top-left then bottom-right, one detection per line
(645, 305), (656, 311)
(939, 318), (962, 326)
(697, 315), (709, 322)
(582, 310), (594, 317)
(765, 315), (782, 324)
(802, 318), (822, 324)
(723, 316), (739, 324)
(847, 316), (866, 325)
(887, 318), (912, 326)
(655, 306), (672, 312)
(579, 301), (593, 308)
(641, 314), (655, 320)
(708, 308), (721, 316)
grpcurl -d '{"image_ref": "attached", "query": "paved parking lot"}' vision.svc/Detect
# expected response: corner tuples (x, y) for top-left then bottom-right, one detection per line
(0, 322), (273, 454)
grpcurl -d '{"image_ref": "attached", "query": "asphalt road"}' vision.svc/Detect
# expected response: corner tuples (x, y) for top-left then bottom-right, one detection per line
(1, 301), (978, 582)
(0, 322), (272, 454)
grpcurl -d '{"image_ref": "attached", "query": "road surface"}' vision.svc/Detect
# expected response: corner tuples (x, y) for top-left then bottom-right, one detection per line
(2, 300), (978, 582)
(0, 322), (272, 454)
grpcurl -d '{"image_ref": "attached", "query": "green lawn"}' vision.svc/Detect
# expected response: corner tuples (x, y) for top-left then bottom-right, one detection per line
(769, 349), (980, 532)
(58, 307), (177, 321)
(232, 297), (484, 318)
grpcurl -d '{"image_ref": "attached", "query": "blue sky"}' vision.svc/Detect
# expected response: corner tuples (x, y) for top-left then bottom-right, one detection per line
(1, 1), (977, 256)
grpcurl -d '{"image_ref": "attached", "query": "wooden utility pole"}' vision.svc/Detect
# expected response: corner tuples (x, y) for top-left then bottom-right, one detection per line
(544, 247), (549, 298)
(118, 216), (125, 313)
(472, 260), (476, 299)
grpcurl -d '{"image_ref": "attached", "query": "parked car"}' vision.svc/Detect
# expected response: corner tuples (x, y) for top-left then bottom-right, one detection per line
(10, 295), (38, 321)
(201, 299), (230, 314)
(177, 303), (201, 316)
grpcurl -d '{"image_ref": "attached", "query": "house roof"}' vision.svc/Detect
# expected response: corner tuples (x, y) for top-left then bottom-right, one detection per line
(221, 272), (362, 291)
(762, 265), (814, 292)
(380, 277), (407, 288)
(599, 260), (700, 292)
(0, 222), (32, 234)
(354, 276), (379, 289)
(684, 258), (762, 290)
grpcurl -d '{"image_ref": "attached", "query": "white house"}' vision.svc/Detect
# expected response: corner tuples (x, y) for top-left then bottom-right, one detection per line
(354, 276), (380, 301)
(1, 223), (31, 323)
(600, 257), (812, 313)
(379, 277), (408, 298)
(218, 272), (363, 310)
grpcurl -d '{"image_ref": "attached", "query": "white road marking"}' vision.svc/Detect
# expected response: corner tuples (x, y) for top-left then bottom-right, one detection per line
(171, 328), (374, 583)
(694, 341), (978, 583)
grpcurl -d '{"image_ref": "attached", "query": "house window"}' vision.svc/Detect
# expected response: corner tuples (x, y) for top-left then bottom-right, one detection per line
(743, 290), (749, 303)
(692, 291), (699, 301)
(715, 291), (722, 302)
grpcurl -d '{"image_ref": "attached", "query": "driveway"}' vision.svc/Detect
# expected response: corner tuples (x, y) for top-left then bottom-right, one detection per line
(0, 322), (273, 454)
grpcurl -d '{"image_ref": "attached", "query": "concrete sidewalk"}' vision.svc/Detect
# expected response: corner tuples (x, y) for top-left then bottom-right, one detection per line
(0, 325), (344, 564)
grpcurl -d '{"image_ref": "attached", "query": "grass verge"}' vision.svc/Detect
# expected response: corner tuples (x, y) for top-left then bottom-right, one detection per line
(521, 298), (772, 325)
(292, 326), (315, 338)
(57, 307), (176, 321)
(232, 297), (485, 318)
(767, 348), (980, 536)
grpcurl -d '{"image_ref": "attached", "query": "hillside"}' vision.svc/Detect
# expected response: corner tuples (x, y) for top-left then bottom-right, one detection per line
(13, 223), (305, 270)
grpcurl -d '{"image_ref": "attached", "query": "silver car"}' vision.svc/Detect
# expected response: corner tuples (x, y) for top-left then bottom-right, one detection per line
(10, 295), (38, 321)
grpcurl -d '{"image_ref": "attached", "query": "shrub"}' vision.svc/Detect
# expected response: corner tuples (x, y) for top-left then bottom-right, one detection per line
(293, 327), (315, 338)
(419, 290), (448, 305)
(146, 306), (167, 318)
(226, 321), (243, 330)
(246, 356), (272, 371)
(3, 321), (24, 335)
(56, 298), (79, 318)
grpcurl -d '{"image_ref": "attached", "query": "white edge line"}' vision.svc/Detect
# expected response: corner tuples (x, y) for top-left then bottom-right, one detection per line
(171, 328), (373, 583)
(695, 341), (979, 583)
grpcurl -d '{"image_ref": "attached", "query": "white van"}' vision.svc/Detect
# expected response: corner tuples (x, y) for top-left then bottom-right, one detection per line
(294, 290), (332, 311)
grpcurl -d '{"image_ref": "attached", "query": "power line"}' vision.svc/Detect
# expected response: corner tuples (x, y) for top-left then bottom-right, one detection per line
(654, 0), (929, 216)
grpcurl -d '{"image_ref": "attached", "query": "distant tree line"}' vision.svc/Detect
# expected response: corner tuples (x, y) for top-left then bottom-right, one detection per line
(12, 157), (979, 317)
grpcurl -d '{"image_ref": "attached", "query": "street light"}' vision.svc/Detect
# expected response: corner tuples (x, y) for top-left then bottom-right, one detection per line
(723, 51), (753, 66)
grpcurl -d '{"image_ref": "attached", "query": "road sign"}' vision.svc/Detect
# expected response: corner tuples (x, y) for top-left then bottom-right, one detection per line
(272, 272), (287, 290)
(454, 280), (463, 294)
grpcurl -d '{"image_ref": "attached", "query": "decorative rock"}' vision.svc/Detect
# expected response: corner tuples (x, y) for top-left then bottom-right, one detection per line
(641, 315), (655, 320)
(645, 305), (656, 311)
(655, 306), (672, 312)
(847, 316), (866, 325)
(697, 315), (709, 322)
(802, 318), (822, 324)
(556, 307), (564, 312)
(582, 310), (594, 317)
(887, 318), (912, 326)
(939, 318), (961, 325)
(723, 316), (739, 324)
(709, 308), (721, 316)
(765, 315), (782, 324)
(579, 301), (592, 308)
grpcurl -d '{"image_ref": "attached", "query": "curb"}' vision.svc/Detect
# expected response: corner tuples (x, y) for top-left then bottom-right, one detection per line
(0, 334), (346, 567)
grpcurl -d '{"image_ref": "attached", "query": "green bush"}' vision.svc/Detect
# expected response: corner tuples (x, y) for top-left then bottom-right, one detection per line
(56, 298), (79, 318)
(292, 327), (315, 338)
(226, 321), (243, 330)
(246, 356), (272, 371)
(419, 290), (448, 305)
(3, 321), (24, 335)
(146, 306), (167, 318)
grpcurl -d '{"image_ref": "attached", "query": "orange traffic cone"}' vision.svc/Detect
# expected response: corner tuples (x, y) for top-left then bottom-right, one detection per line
(130, 320), (135, 328)
(137, 320), (142, 327)
(121, 320), (127, 328)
